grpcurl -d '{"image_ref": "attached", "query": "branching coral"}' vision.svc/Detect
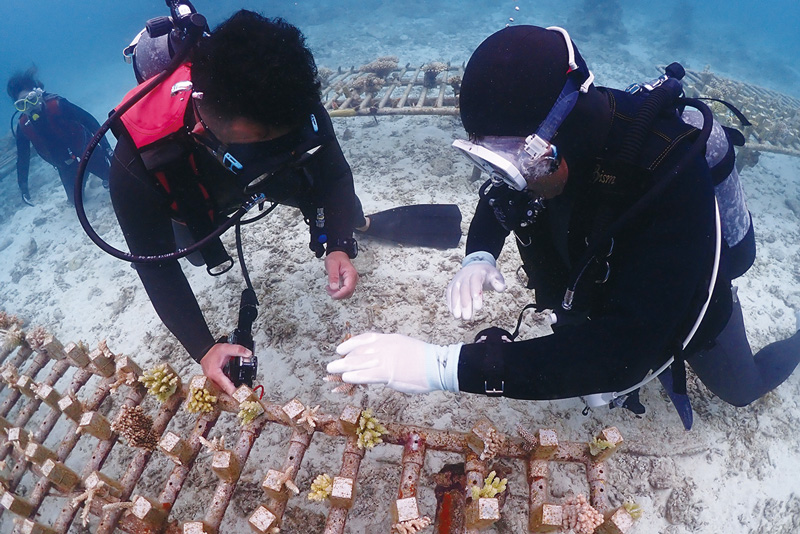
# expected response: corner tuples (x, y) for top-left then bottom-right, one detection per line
(25, 326), (48, 351)
(294, 404), (321, 431)
(588, 437), (614, 457)
(516, 423), (537, 451)
(562, 494), (604, 534)
(470, 470), (507, 500)
(0, 364), (19, 386)
(393, 516), (432, 533)
(199, 435), (225, 454)
(356, 409), (387, 450)
(479, 428), (502, 461)
(359, 56), (399, 78)
(623, 500), (643, 519)
(139, 364), (180, 402)
(0, 311), (22, 330)
(186, 386), (217, 413)
(308, 473), (333, 501)
(349, 73), (385, 95)
(237, 400), (264, 426)
(422, 62), (448, 88)
(317, 66), (334, 85)
(0, 321), (25, 351)
(272, 467), (300, 495)
(447, 75), (462, 95)
(110, 366), (139, 394)
(111, 405), (159, 450)
(72, 482), (110, 526)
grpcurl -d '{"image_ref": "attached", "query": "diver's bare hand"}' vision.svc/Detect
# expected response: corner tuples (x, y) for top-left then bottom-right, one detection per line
(200, 343), (251, 395)
(325, 251), (358, 300)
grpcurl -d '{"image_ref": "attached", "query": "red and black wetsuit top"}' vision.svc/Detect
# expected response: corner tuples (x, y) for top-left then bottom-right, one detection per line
(108, 63), (363, 362)
(15, 94), (112, 196)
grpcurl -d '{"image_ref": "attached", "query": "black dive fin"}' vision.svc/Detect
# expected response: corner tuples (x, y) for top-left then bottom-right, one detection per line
(357, 204), (462, 249)
(658, 371), (694, 430)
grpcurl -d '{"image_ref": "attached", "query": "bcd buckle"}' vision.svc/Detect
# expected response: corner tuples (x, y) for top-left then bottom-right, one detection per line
(484, 380), (505, 396)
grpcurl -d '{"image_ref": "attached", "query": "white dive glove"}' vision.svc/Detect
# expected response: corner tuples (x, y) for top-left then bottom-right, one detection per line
(446, 251), (506, 320)
(327, 333), (462, 394)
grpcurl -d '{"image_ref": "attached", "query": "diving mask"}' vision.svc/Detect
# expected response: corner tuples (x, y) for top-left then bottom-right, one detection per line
(185, 89), (331, 195)
(453, 26), (592, 192)
(14, 88), (44, 112)
(452, 136), (560, 191)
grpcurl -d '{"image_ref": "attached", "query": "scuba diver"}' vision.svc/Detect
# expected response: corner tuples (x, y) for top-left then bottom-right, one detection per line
(104, 8), (460, 395)
(329, 25), (800, 429)
(7, 67), (113, 206)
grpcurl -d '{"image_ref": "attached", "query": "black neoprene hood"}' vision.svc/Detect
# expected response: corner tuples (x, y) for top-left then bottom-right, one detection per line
(459, 25), (590, 137)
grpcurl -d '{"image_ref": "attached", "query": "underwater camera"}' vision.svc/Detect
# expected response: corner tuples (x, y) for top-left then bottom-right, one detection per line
(222, 289), (259, 388)
(123, 0), (208, 84)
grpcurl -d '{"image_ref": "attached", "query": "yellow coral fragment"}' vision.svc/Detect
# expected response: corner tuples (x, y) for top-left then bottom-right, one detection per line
(308, 473), (333, 502)
(356, 409), (387, 450)
(186, 386), (217, 413)
(470, 470), (508, 500)
(237, 400), (264, 426)
(139, 364), (179, 402)
(588, 437), (614, 457)
(623, 500), (643, 520)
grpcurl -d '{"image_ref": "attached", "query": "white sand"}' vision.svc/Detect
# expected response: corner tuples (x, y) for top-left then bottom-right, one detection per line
(1, 8), (800, 533)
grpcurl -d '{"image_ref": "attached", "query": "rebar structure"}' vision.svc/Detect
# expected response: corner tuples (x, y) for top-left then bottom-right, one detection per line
(320, 59), (463, 118)
(0, 322), (640, 534)
(319, 59), (800, 162)
(661, 66), (800, 158)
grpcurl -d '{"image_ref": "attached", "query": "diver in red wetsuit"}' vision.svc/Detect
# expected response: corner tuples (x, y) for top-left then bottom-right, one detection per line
(8, 67), (113, 206)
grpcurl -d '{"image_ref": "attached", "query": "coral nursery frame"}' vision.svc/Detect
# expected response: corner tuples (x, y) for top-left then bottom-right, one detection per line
(0, 325), (637, 534)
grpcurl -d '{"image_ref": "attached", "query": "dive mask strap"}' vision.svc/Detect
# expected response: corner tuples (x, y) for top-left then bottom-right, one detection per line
(189, 96), (244, 175)
(527, 27), (595, 152)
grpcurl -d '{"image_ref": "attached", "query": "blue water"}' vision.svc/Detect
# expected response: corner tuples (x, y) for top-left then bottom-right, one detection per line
(2, 0), (799, 118)
(1, 2), (799, 533)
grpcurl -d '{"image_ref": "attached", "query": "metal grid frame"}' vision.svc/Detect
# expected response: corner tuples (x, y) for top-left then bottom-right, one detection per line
(0, 330), (637, 534)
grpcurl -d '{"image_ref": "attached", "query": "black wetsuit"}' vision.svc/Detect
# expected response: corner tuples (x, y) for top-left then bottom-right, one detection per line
(16, 94), (112, 203)
(456, 87), (800, 405)
(109, 103), (363, 363)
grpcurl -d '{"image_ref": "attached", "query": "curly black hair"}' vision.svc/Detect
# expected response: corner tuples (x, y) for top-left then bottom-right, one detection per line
(7, 66), (43, 100)
(191, 10), (320, 130)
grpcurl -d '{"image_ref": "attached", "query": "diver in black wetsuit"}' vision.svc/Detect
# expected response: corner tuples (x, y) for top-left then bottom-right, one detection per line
(109, 11), (366, 395)
(8, 67), (113, 206)
(329, 26), (800, 417)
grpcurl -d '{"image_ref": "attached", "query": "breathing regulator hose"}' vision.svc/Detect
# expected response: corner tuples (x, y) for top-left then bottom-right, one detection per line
(72, 12), (258, 265)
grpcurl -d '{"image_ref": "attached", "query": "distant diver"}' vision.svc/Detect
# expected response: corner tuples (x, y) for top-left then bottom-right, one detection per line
(7, 66), (113, 206)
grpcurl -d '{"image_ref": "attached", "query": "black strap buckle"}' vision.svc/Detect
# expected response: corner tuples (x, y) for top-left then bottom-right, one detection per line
(484, 380), (505, 396)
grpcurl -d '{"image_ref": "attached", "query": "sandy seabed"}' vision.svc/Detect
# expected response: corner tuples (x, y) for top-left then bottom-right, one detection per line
(1, 13), (800, 534)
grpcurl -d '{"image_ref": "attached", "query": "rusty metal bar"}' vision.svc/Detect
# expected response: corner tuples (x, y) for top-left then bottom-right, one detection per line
(415, 85), (430, 108)
(329, 105), (459, 118)
(1, 358), (70, 465)
(377, 65), (410, 109)
(94, 387), (184, 534)
(265, 428), (313, 524)
(323, 435), (366, 534)
(52, 384), (145, 533)
(157, 411), (220, 509)
(398, 433), (425, 499)
(1, 360), (80, 499)
(9, 370), (107, 534)
(201, 410), (270, 531)
(396, 65), (423, 109)
(527, 457), (548, 523)
(586, 461), (609, 513)
(0, 349), (43, 419)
